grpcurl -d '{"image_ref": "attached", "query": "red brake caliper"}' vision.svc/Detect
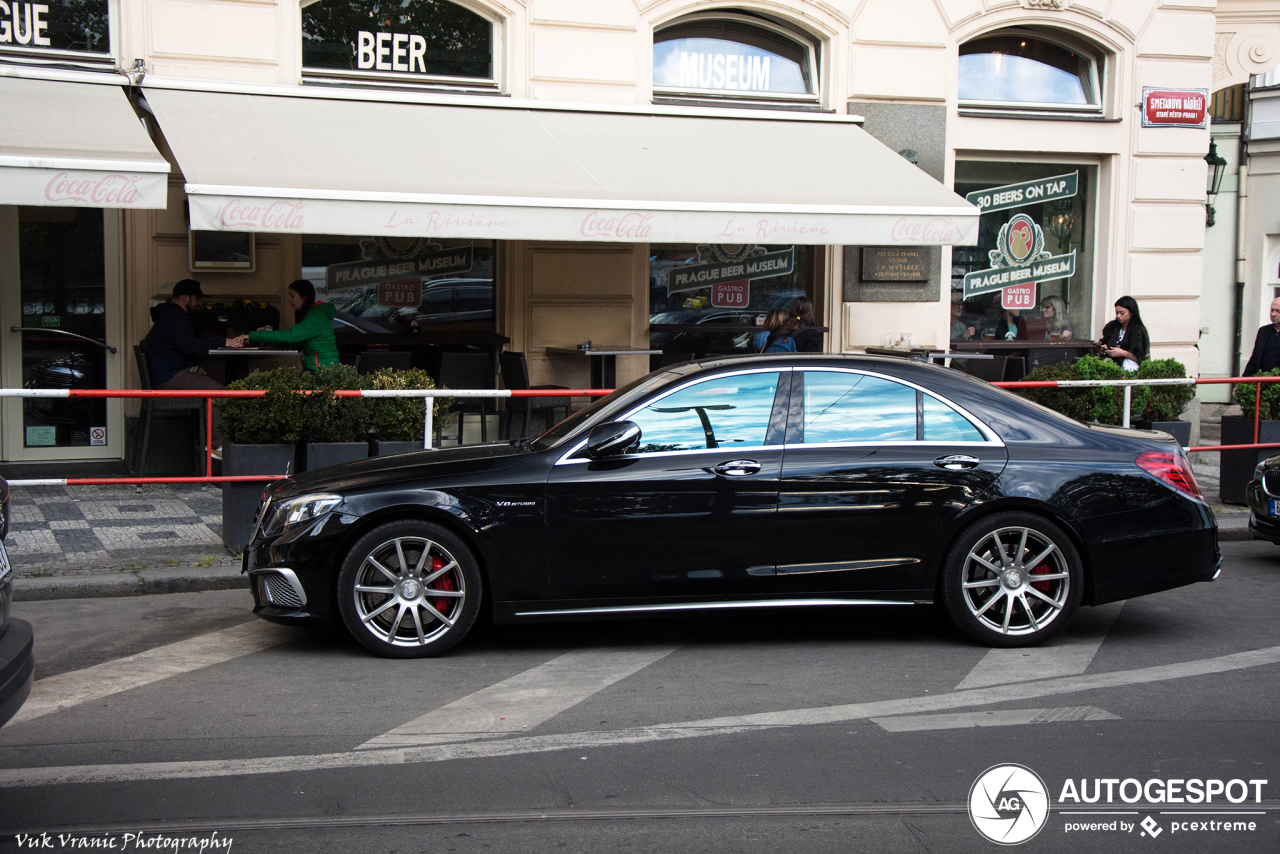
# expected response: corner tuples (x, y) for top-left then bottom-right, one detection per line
(430, 555), (455, 616)
(1030, 563), (1052, 592)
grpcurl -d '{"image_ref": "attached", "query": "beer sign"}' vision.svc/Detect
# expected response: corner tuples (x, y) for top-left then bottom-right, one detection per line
(378, 278), (422, 308)
(963, 214), (1076, 298)
(1001, 284), (1037, 310)
(965, 172), (1078, 214)
(0, 1), (110, 55)
(710, 280), (750, 309)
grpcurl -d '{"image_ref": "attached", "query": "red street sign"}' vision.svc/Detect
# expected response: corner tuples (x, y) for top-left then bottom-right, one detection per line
(377, 277), (422, 308)
(1001, 284), (1036, 310)
(1141, 87), (1208, 129)
(710, 279), (750, 309)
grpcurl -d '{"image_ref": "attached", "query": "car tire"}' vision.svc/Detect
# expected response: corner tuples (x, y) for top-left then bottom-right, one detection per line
(336, 520), (482, 658)
(940, 511), (1082, 648)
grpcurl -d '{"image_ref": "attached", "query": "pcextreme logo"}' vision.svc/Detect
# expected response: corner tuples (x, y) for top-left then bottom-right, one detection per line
(969, 764), (1051, 845)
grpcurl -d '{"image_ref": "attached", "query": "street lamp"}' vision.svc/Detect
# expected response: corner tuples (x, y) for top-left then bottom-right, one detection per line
(1047, 198), (1075, 251)
(1205, 140), (1227, 226)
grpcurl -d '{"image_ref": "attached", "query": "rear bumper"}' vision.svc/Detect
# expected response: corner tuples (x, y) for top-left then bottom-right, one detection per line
(0, 618), (34, 727)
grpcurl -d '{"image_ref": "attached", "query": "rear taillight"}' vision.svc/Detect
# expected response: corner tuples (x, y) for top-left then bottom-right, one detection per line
(1135, 450), (1203, 500)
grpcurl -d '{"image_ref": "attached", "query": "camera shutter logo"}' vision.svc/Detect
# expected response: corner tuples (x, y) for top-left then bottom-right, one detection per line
(969, 764), (1051, 845)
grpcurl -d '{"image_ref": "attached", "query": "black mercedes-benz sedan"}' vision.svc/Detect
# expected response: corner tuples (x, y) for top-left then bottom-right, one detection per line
(243, 354), (1220, 657)
(0, 474), (35, 726)
(1246, 454), (1280, 544)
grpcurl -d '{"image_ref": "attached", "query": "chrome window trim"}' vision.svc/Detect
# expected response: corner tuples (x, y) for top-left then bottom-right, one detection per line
(554, 366), (791, 466)
(782, 439), (998, 451)
(797, 368), (1004, 447)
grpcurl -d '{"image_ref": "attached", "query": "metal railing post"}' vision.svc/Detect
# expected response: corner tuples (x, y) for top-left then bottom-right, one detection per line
(205, 398), (213, 478)
(423, 397), (434, 450)
(1256, 382), (1263, 445)
(1123, 386), (1132, 428)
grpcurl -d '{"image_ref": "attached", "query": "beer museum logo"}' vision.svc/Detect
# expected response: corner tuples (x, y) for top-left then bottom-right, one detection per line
(969, 764), (1051, 845)
(961, 214), (1076, 299)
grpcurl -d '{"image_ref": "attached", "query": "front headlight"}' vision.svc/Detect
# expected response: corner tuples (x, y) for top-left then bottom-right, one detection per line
(1256, 462), (1267, 482)
(263, 493), (342, 537)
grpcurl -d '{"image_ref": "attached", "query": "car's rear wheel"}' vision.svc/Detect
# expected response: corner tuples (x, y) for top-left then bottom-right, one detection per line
(336, 520), (481, 658)
(941, 512), (1082, 647)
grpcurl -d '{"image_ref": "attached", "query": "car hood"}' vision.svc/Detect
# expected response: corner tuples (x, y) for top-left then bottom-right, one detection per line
(276, 442), (533, 497)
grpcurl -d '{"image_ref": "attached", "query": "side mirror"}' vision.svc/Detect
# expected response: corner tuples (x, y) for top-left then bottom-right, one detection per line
(585, 421), (641, 458)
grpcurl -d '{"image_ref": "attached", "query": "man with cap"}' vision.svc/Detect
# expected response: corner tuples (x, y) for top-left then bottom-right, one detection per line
(144, 279), (242, 453)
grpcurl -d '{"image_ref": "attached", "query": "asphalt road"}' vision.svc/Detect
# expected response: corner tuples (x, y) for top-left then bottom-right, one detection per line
(1, 540), (1279, 853)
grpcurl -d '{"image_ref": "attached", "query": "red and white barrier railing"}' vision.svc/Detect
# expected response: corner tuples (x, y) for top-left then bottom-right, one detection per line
(0, 387), (611, 486)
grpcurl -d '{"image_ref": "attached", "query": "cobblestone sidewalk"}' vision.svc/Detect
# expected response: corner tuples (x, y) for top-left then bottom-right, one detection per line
(6, 484), (237, 578)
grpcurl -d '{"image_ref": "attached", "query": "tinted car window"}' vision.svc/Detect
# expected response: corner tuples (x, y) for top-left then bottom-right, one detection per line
(802, 371), (917, 443)
(922, 394), (985, 442)
(629, 372), (780, 453)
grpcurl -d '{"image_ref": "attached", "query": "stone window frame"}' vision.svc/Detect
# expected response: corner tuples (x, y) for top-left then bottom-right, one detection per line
(957, 26), (1107, 118)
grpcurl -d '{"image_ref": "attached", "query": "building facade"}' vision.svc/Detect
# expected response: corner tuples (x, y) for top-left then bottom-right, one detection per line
(2, 0), (1278, 465)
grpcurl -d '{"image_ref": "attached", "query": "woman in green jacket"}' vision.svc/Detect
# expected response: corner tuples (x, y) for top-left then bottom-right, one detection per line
(244, 280), (339, 371)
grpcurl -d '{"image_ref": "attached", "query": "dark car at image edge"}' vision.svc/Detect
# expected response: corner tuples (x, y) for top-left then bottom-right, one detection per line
(242, 354), (1221, 658)
(0, 474), (35, 726)
(1246, 455), (1280, 544)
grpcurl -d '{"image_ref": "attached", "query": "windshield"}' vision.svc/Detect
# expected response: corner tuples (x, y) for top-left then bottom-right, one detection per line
(530, 372), (677, 451)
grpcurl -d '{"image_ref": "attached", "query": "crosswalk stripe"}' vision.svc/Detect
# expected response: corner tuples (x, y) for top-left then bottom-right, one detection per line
(8, 621), (300, 726)
(953, 601), (1125, 691)
(359, 646), (680, 750)
(4, 642), (1279, 787)
(871, 705), (1119, 732)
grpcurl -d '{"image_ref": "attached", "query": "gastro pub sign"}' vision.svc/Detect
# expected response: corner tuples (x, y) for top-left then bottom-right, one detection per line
(0, 1), (110, 55)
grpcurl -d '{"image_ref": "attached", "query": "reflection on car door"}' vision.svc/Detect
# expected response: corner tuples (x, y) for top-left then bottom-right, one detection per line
(545, 369), (789, 602)
(776, 370), (1007, 596)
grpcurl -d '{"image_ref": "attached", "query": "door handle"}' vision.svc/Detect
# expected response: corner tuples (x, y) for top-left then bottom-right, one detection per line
(935, 454), (980, 471)
(931, 458), (977, 471)
(714, 459), (761, 477)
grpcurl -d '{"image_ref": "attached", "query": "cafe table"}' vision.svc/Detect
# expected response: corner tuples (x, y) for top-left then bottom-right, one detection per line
(544, 346), (663, 388)
(948, 339), (1101, 379)
(202, 347), (299, 382)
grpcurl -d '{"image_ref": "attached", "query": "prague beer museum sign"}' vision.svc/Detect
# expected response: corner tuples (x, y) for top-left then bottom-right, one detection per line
(961, 172), (1078, 300)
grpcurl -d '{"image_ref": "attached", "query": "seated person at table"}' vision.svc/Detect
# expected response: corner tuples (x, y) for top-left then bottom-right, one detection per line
(994, 307), (1028, 341)
(950, 296), (976, 341)
(241, 279), (339, 371)
(1040, 295), (1074, 339)
(144, 279), (243, 453)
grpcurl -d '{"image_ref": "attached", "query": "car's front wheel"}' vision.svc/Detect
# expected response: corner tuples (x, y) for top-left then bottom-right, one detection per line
(336, 520), (482, 658)
(941, 512), (1082, 647)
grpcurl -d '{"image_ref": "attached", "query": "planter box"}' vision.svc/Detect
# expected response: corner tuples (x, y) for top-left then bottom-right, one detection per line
(1220, 416), (1280, 504)
(221, 441), (295, 552)
(1134, 420), (1192, 449)
(300, 441), (368, 473)
(370, 440), (425, 457)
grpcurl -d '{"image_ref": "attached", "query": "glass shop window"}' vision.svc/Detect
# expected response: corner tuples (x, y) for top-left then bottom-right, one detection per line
(302, 0), (496, 87)
(959, 30), (1102, 113)
(952, 160), (1096, 370)
(653, 14), (818, 104)
(0, 0), (112, 61)
(649, 243), (815, 359)
(301, 236), (495, 334)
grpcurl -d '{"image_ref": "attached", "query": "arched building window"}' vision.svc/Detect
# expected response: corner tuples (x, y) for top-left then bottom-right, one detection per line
(302, 0), (496, 88)
(653, 13), (818, 105)
(959, 29), (1101, 113)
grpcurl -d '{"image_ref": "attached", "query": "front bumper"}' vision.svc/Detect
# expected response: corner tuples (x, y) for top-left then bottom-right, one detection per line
(244, 511), (355, 625)
(1245, 479), (1280, 544)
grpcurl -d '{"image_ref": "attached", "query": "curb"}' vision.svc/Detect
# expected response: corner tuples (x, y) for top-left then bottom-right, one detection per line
(13, 565), (249, 602)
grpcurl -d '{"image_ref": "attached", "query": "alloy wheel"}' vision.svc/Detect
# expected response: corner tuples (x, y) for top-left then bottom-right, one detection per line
(351, 536), (467, 648)
(959, 525), (1071, 637)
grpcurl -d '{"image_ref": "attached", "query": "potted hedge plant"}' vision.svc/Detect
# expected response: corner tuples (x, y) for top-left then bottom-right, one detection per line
(1221, 367), (1280, 504)
(1019, 355), (1135, 426)
(215, 367), (309, 550)
(362, 367), (454, 457)
(1133, 358), (1195, 448)
(298, 364), (370, 472)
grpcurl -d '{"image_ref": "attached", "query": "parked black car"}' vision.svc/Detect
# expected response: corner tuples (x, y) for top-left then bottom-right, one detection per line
(0, 474), (35, 725)
(244, 355), (1220, 657)
(1246, 455), (1280, 544)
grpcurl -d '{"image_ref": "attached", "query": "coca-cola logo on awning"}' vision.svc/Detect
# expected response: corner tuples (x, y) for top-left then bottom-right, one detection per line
(218, 199), (307, 231)
(890, 217), (960, 244)
(580, 211), (654, 240)
(44, 172), (143, 206)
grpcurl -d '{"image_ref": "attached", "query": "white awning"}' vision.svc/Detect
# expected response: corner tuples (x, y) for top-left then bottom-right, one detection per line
(144, 84), (978, 245)
(0, 76), (169, 209)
